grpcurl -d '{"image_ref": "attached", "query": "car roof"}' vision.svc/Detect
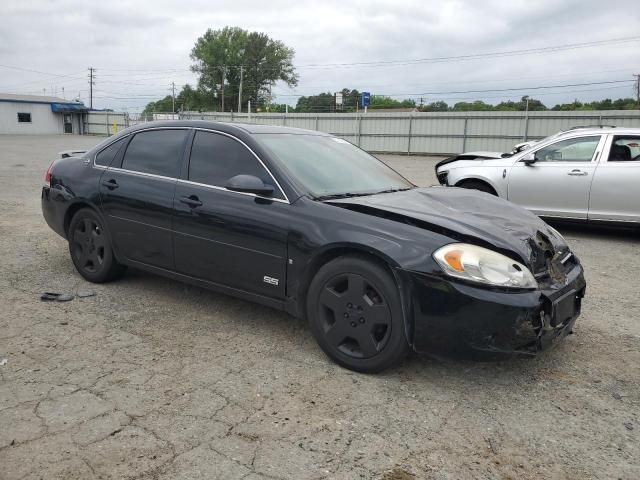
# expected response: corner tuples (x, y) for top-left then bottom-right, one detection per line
(554, 126), (640, 137)
(122, 120), (329, 136)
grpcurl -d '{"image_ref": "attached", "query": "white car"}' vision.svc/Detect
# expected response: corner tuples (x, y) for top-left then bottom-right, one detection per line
(435, 127), (640, 224)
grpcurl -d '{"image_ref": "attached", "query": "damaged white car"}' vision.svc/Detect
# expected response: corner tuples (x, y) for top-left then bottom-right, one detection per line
(435, 126), (640, 224)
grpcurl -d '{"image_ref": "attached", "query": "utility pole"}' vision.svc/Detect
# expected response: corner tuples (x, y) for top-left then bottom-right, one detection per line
(238, 65), (243, 114)
(522, 95), (530, 142)
(171, 82), (176, 118)
(634, 74), (640, 107)
(88, 67), (95, 110)
(220, 66), (226, 112)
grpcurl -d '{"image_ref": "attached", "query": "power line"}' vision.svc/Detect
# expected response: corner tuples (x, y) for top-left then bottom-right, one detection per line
(269, 79), (634, 98)
(85, 35), (640, 73)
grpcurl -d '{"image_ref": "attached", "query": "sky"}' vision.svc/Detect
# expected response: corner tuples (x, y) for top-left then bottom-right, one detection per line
(0, 0), (639, 112)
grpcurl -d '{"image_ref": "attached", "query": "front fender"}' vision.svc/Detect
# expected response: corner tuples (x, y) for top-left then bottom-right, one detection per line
(449, 170), (507, 198)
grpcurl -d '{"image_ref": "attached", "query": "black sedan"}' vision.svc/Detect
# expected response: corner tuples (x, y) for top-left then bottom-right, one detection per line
(42, 121), (586, 372)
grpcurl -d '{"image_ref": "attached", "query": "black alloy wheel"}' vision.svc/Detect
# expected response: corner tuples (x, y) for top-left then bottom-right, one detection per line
(68, 208), (125, 283)
(307, 255), (409, 372)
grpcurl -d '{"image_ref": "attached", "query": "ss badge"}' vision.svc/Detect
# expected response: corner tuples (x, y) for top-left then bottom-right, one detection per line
(263, 276), (279, 286)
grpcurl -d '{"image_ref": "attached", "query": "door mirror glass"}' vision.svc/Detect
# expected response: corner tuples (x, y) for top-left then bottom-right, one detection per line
(225, 175), (274, 196)
(520, 152), (537, 166)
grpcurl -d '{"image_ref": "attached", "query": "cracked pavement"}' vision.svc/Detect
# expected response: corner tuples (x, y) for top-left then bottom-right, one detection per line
(0, 135), (638, 479)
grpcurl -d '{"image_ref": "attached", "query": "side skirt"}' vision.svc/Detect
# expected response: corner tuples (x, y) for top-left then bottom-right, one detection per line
(125, 259), (289, 312)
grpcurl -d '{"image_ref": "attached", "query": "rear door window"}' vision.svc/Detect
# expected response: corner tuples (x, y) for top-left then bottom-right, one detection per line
(608, 136), (640, 162)
(95, 137), (126, 167)
(121, 129), (189, 177)
(188, 131), (283, 199)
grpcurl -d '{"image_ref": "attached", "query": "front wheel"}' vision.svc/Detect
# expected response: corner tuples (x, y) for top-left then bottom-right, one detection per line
(68, 208), (126, 283)
(307, 255), (410, 373)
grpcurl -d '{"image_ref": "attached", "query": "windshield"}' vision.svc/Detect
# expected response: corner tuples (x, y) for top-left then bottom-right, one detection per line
(256, 134), (413, 198)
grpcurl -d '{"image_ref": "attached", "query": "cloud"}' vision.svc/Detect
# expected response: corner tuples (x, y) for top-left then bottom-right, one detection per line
(0, 0), (638, 111)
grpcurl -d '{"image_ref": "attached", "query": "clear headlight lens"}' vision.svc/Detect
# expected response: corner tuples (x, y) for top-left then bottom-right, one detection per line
(433, 243), (537, 289)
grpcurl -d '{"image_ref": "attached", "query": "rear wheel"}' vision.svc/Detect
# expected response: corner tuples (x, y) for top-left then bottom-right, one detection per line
(68, 208), (125, 283)
(307, 255), (409, 373)
(458, 180), (497, 196)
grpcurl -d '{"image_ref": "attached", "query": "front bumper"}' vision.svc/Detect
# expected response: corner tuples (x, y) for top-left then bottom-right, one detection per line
(400, 263), (586, 357)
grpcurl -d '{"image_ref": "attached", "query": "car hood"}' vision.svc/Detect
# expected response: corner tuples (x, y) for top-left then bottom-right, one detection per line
(325, 187), (568, 271)
(435, 151), (507, 170)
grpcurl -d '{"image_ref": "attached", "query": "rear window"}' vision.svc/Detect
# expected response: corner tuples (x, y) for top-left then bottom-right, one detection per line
(121, 129), (188, 177)
(95, 138), (126, 167)
(609, 136), (640, 162)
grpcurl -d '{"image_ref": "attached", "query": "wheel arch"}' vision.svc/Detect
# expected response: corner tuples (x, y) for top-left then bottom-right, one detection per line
(454, 176), (500, 196)
(295, 244), (399, 317)
(63, 200), (101, 237)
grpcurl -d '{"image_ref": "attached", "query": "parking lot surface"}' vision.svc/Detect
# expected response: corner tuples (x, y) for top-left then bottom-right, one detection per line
(0, 135), (638, 479)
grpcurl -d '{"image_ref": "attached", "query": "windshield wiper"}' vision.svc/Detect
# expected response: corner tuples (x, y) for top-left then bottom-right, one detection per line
(315, 192), (374, 201)
(373, 187), (413, 195)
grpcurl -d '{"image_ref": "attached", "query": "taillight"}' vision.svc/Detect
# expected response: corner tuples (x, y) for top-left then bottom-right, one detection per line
(44, 160), (55, 186)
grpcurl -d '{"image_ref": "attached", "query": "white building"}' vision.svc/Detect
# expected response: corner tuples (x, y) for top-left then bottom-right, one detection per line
(0, 93), (88, 135)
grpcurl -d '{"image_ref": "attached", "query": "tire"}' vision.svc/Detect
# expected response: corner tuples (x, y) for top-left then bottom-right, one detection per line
(458, 180), (497, 196)
(307, 254), (410, 373)
(68, 208), (126, 283)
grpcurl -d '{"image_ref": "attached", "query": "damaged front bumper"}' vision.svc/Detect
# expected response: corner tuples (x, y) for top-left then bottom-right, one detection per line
(399, 263), (586, 357)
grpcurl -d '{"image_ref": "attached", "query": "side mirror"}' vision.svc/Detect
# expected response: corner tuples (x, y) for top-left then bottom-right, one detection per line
(520, 152), (537, 166)
(225, 174), (274, 197)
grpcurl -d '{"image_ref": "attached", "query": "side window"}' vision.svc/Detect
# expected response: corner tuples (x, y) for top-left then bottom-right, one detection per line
(121, 129), (188, 177)
(534, 136), (600, 162)
(95, 137), (126, 167)
(608, 136), (640, 162)
(188, 131), (282, 198)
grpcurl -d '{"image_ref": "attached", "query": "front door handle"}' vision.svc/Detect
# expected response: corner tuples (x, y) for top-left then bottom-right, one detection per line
(567, 169), (588, 176)
(179, 195), (203, 208)
(101, 179), (119, 189)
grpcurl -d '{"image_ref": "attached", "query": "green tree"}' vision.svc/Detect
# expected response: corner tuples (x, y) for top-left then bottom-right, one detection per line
(451, 100), (492, 111)
(190, 27), (298, 111)
(369, 95), (415, 109)
(295, 92), (335, 112)
(421, 101), (449, 112)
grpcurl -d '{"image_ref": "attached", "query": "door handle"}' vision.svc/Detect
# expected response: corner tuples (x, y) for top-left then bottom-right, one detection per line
(567, 169), (588, 176)
(179, 195), (203, 208)
(101, 179), (119, 189)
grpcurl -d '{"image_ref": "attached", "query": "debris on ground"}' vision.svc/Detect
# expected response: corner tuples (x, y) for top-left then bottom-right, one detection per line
(382, 467), (416, 480)
(76, 290), (96, 298)
(623, 422), (634, 431)
(40, 292), (74, 302)
(0, 358), (7, 366)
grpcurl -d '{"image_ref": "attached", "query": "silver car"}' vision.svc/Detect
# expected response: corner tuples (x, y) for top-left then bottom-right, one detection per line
(435, 127), (640, 224)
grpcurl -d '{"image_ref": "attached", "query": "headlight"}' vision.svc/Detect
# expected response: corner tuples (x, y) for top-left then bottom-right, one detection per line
(433, 243), (537, 289)
(436, 170), (449, 185)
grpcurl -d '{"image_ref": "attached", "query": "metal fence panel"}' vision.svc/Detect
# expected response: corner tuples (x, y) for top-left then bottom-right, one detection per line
(91, 110), (640, 154)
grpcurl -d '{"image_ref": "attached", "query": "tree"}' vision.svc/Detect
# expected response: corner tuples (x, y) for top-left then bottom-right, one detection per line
(421, 101), (449, 112)
(369, 96), (415, 109)
(190, 27), (298, 111)
(451, 100), (492, 111)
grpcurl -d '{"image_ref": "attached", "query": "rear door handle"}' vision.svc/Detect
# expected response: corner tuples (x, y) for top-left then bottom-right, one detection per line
(179, 195), (203, 208)
(101, 179), (119, 189)
(567, 169), (588, 176)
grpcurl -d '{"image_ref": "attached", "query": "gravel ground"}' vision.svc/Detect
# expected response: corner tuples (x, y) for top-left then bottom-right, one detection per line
(0, 135), (638, 480)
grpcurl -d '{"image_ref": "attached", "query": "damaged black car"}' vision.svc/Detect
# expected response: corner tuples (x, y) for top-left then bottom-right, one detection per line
(42, 121), (586, 372)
